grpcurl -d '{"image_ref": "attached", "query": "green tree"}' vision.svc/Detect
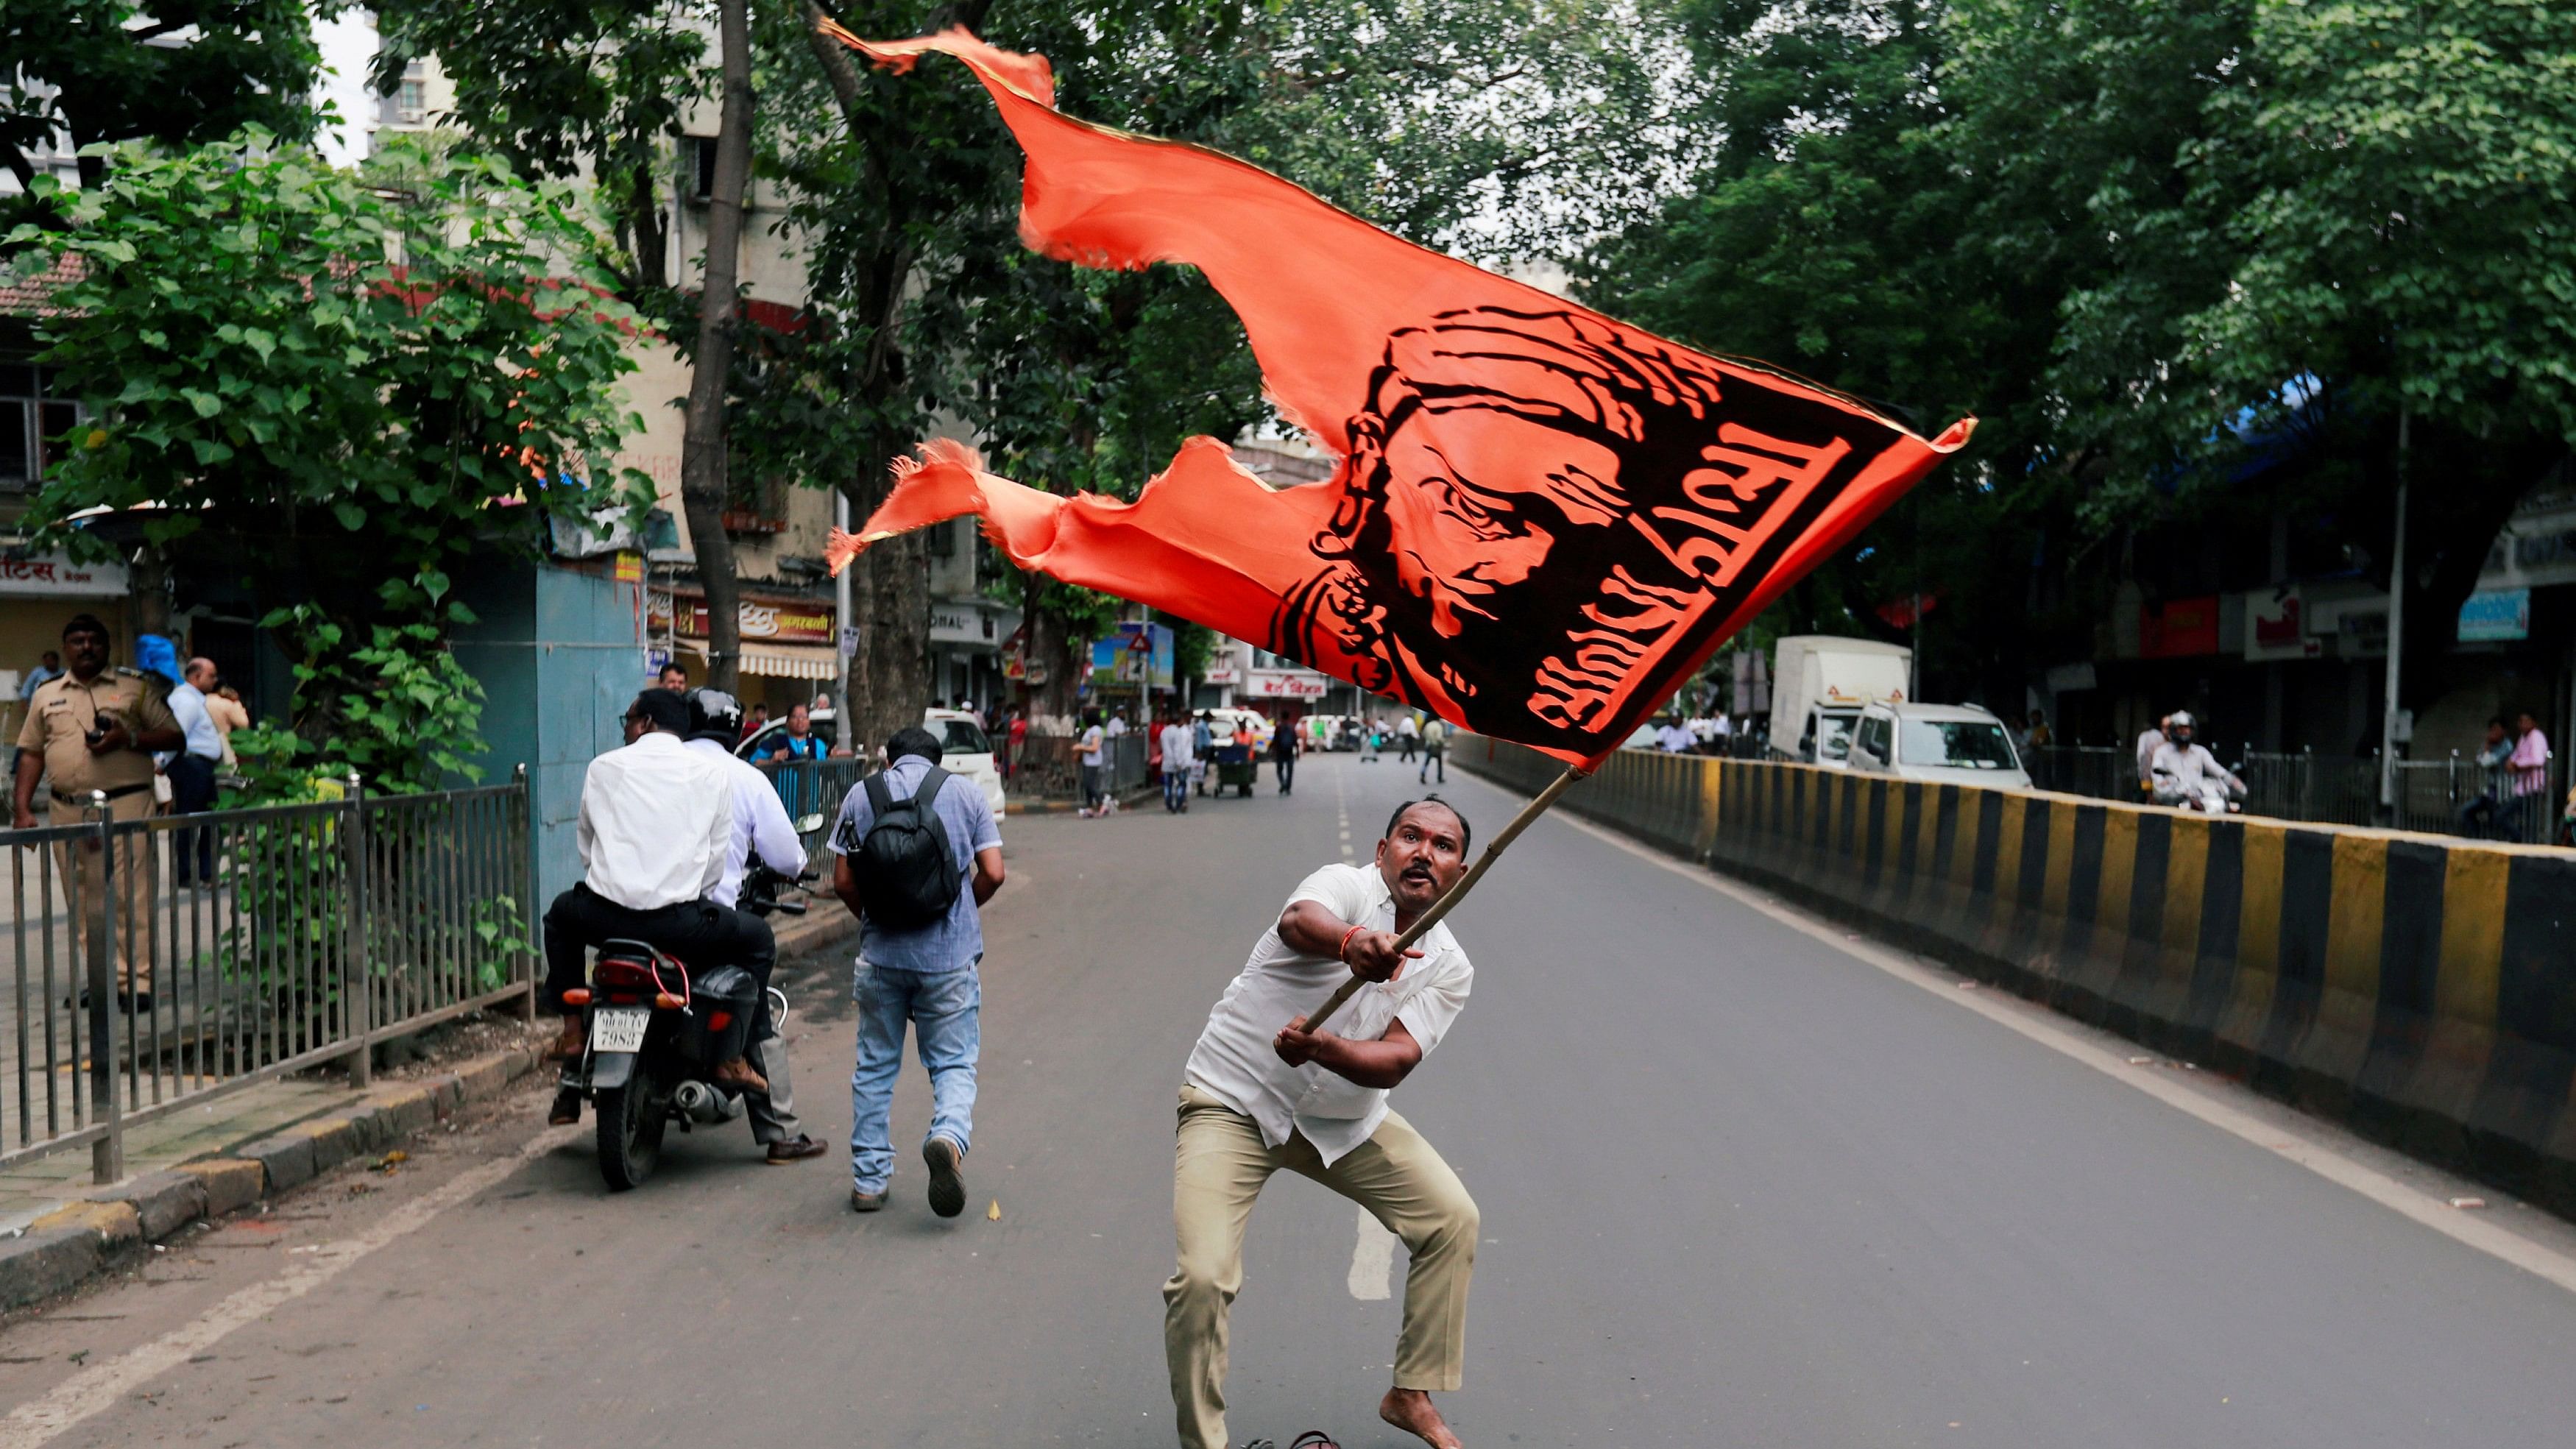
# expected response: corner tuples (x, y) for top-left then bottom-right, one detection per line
(6, 133), (651, 791)
(1, 0), (330, 207)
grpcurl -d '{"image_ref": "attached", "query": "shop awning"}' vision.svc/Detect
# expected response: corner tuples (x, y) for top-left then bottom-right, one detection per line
(678, 640), (842, 681)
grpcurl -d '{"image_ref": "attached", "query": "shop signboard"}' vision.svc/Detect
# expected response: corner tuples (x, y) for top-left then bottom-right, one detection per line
(2138, 595), (2221, 658)
(2458, 588), (2530, 642)
(1248, 672), (1330, 699)
(0, 553), (127, 598)
(648, 591), (835, 644)
(2245, 586), (2319, 661)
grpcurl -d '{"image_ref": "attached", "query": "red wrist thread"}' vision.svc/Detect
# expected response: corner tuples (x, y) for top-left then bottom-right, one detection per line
(1337, 924), (1366, 964)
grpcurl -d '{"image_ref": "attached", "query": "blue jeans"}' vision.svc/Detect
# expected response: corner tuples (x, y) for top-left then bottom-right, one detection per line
(850, 960), (981, 1193)
(1164, 769), (1189, 810)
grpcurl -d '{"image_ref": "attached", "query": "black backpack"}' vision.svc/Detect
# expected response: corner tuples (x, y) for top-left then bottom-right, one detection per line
(840, 766), (960, 929)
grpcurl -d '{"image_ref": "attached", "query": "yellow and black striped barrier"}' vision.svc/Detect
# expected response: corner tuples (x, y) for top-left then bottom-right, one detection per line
(1458, 737), (2576, 1216)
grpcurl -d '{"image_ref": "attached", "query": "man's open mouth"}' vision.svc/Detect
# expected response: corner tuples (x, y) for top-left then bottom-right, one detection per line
(1401, 867), (1436, 885)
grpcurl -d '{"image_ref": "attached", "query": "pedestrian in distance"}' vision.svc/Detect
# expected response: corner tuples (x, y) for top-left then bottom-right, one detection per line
(658, 661), (690, 692)
(2507, 709), (2552, 842)
(830, 726), (1005, 1216)
(206, 682), (248, 770)
(1078, 710), (1109, 818)
(1159, 712), (1196, 813)
(18, 649), (60, 704)
(1192, 711), (1214, 796)
(1396, 713), (1420, 762)
(165, 656), (226, 885)
(1271, 715), (1298, 796)
(1165, 798), (1479, 1449)
(1360, 717), (1381, 762)
(740, 701), (771, 743)
(12, 614), (184, 1010)
(1417, 716), (1447, 784)
(2458, 717), (2513, 837)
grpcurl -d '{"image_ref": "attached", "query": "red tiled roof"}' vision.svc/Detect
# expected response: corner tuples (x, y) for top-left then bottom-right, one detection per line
(0, 254), (82, 319)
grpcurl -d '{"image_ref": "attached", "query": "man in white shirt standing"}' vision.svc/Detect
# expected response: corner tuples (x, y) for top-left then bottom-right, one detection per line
(1166, 798), (1479, 1449)
(166, 656), (227, 885)
(1158, 713), (1195, 813)
(1078, 710), (1110, 818)
(669, 688), (827, 1162)
(542, 690), (772, 1113)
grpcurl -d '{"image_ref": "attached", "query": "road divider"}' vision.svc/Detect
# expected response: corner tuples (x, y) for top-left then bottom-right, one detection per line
(1458, 737), (2576, 1220)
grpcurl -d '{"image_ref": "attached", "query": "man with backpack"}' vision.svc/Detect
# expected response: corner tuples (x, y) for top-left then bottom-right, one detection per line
(831, 726), (1007, 1216)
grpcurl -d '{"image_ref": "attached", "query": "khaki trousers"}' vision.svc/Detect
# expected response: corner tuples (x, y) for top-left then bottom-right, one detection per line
(1164, 1083), (1477, 1449)
(49, 792), (155, 994)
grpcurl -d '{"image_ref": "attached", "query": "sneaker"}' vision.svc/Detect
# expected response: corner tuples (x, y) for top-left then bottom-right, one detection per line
(923, 1135), (967, 1219)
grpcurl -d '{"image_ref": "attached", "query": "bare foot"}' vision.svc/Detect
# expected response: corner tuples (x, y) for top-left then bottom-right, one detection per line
(1379, 1386), (1464, 1449)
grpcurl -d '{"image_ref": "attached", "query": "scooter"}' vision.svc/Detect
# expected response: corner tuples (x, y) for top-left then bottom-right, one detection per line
(565, 864), (810, 1191)
(2154, 768), (2247, 816)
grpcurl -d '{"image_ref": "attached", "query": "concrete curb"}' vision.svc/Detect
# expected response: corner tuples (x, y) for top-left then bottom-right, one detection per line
(0, 1042), (545, 1311)
(1007, 782), (1158, 817)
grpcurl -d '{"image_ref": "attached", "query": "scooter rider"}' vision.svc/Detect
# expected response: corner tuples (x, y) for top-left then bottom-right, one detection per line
(2148, 711), (2245, 814)
(543, 690), (774, 1122)
(680, 687), (827, 1163)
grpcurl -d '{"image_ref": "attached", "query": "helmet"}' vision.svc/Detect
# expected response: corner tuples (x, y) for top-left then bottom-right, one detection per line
(687, 687), (744, 745)
(2167, 710), (2195, 730)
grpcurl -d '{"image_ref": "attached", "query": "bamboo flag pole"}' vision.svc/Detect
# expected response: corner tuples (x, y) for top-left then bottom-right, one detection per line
(1303, 762), (1590, 1038)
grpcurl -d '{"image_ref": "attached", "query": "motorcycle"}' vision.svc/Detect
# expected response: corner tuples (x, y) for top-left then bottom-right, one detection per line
(563, 862), (812, 1191)
(2153, 767), (2248, 816)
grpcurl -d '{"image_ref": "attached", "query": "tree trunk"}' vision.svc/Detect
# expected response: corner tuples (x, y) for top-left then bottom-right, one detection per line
(2396, 427), (2564, 713)
(1029, 598), (1081, 730)
(677, 0), (756, 692)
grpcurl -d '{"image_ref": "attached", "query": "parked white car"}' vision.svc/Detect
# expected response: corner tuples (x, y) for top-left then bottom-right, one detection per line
(1845, 702), (2032, 790)
(924, 708), (1008, 816)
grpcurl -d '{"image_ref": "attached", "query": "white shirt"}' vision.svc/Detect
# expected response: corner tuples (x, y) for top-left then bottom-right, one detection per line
(168, 681), (224, 760)
(1397, 717), (1418, 737)
(2150, 740), (2239, 796)
(1158, 721), (1195, 769)
(1106, 716), (1128, 737)
(1183, 862), (1473, 1167)
(1656, 724), (1692, 753)
(2134, 729), (2166, 783)
(576, 731), (732, 910)
(1079, 724), (1106, 767)
(683, 737), (807, 909)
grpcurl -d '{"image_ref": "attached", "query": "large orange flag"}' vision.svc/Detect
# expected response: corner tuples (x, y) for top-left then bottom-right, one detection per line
(823, 25), (1972, 770)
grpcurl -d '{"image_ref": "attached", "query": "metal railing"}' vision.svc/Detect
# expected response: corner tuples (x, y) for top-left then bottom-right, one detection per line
(2032, 744), (2566, 845)
(756, 757), (864, 865)
(1009, 732), (1150, 801)
(2, 770), (537, 1181)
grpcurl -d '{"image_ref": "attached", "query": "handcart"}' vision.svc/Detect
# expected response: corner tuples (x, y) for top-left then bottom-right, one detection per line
(1213, 743), (1257, 798)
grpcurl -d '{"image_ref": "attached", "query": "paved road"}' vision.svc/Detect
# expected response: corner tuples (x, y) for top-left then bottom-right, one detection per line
(7, 751), (2576, 1448)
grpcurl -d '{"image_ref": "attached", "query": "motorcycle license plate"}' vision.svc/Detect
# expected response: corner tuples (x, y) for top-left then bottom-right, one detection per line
(589, 1007), (651, 1054)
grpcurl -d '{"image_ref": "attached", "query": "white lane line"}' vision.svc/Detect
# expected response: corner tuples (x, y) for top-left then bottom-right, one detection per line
(1526, 798), (2576, 1300)
(1348, 1205), (1396, 1300)
(0, 1125), (578, 1448)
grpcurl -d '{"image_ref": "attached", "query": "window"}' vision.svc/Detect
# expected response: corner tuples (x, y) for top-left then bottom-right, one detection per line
(1898, 718), (2020, 770)
(687, 136), (718, 199)
(927, 517), (958, 558)
(938, 720), (991, 754)
(0, 363), (83, 492)
(397, 78), (427, 124)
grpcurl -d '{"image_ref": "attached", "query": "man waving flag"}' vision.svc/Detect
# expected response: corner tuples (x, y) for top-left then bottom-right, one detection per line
(821, 24), (1971, 770)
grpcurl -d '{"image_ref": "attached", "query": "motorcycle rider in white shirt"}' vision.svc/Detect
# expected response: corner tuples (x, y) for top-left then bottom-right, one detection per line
(2148, 711), (2246, 815)
(668, 688), (827, 1162)
(542, 690), (774, 1124)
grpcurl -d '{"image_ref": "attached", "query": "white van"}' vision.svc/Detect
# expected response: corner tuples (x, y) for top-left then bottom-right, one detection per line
(1845, 702), (2031, 790)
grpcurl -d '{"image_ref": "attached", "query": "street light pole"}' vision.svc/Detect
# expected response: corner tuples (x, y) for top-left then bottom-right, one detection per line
(2379, 405), (2410, 816)
(834, 487), (854, 733)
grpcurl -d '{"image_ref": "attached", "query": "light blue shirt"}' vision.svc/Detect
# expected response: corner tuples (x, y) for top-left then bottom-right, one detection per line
(168, 681), (223, 761)
(18, 665), (57, 702)
(828, 754), (1002, 974)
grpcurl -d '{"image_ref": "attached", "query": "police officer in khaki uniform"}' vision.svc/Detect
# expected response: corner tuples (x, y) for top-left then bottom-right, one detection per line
(11, 614), (183, 1006)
